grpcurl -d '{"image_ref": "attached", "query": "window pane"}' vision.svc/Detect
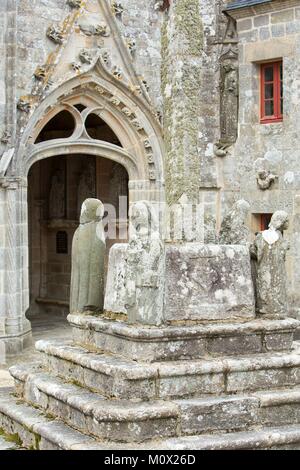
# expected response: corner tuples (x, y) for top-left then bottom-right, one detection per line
(280, 63), (283, 81)
(265, 83), (273, 99)
(264, 66), (273, 82)
(265, 100), (274, 116)
(280, 98), (283, 115)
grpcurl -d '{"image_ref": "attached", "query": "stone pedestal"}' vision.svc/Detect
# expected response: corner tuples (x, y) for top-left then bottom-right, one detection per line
(164, 243), (255, 322)
(0, 312), (300, 449)
(104, 243), (255, 324)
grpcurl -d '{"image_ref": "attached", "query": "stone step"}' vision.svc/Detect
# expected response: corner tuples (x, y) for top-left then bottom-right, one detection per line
(10, 364), (179, 443)
(142, 424), (300, 450)
(1, 388), (300, 450)
(0, 389), (106, 450)
(9, 361), (300, 439)
(68, 314), (299, 362)
(36, 339), (300, 399)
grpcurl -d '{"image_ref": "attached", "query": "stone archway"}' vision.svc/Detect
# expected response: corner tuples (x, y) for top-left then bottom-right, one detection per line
(27, 151), (129, 318)
(0, 75), (165, 351)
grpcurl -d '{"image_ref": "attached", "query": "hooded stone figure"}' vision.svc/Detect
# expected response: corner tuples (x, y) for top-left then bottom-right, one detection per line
(219, 199), (251, 244)
(125, 201), (164, 326)
(70, 198), (106, 313)
(250, 211), (289, 316)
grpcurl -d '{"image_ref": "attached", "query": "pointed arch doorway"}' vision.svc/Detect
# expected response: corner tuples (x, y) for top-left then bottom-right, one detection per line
(27, 112), (129, 318)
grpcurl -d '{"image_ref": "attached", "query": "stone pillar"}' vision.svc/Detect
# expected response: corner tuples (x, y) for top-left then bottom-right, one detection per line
(0, 177), (31, 356)
(161, 0), (221, 240)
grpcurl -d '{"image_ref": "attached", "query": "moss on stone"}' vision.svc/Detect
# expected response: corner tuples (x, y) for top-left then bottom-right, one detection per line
(0, 427), (22, 446)
(161, 0), (204, 206)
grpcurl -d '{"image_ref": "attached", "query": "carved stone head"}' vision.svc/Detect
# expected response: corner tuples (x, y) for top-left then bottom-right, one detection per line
(80, 198), (104, 224)
(129, 201), (158, 238)
(269, 211), (289, 231)
(257, 169), (268, 180)
(79, 49), (93, 64)
(235, 199), (251, 220)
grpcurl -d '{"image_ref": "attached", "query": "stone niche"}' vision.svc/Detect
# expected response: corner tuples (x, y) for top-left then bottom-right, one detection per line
(105, 243), (255, 324)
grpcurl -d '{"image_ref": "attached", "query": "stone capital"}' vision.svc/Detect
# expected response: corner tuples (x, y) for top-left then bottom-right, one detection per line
(0, 176), (27, 190)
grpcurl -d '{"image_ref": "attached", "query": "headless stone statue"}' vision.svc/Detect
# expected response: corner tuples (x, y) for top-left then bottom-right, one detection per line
(250, 211), (289, 316)
(70, 198), (106, 314)
(219, 199), (250, 244)
(125, 201), (164, 326)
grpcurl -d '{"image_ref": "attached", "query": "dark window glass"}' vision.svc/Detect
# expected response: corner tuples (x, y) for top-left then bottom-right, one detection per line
(265, 83), (273, 99)
(264, 66), (274, 82)
(265, 100), (274, 116)
(56, 231), (68, 254)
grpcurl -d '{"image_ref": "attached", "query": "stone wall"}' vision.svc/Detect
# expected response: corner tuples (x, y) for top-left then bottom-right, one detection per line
(224, 0), (300, 314)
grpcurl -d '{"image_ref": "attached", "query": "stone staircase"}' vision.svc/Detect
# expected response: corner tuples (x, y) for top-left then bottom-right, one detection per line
(1, 314), (300, 450)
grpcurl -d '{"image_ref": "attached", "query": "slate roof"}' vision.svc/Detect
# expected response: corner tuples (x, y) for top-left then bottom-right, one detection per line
(226, 0), (272, 10)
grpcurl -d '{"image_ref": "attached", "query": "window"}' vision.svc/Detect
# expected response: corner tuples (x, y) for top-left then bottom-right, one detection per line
(56, 231), (68, 254)
(260, 214), (273, 231)
(260, 61), (283, 123)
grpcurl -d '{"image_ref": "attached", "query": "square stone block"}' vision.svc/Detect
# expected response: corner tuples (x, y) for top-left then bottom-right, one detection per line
(164, 244), (255, 322)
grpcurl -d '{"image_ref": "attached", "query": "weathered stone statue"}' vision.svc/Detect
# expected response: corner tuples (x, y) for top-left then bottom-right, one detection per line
(204, 213), (218, 244)
(220, 63), (238, 144)
(49, 169), (65, 219)
(219, 199), (250, 244)
(256, 169), (278, 190)
(125, 201), (164, 326)
(250, 211), (289, 316)
(70, 198), (106, 313)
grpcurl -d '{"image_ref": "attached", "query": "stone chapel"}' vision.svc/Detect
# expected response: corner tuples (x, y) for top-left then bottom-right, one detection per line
(0, 0), (300, 451)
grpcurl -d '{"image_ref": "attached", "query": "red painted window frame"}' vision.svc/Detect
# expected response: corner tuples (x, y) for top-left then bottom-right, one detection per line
(260, 213), (273, 231)
(260, 61), (283, 124)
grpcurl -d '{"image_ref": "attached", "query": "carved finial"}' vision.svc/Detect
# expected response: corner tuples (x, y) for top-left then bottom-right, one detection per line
(149, 169), (156, 181)
(17, 97), (32, 113)
(112, 2), (124, 17)
(101, 51), (110, 65)
(122, 107), (133, 117)
(47, 25), (64, 44)
(79, 49), (94, 65)
(127, 37), (136, 55)
(1, 131), (11, 144)
(34, 66), (47, 81)
(71, 62), (81, 71)
(131, 118), (143, 131)
(67, 0), (82, 8)
(112, 66), (123, 80)
(141, 77), (150, 92)
(144, 139), (152, 150)
(95, 23), (110, 37)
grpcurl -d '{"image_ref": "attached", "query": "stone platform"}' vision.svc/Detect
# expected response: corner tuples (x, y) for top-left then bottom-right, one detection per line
(1, 314), (300, 449)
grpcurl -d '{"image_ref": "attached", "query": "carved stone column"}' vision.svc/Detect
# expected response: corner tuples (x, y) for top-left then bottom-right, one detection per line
(161, 0), (220, 241)
(0, 177), (32, 355)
